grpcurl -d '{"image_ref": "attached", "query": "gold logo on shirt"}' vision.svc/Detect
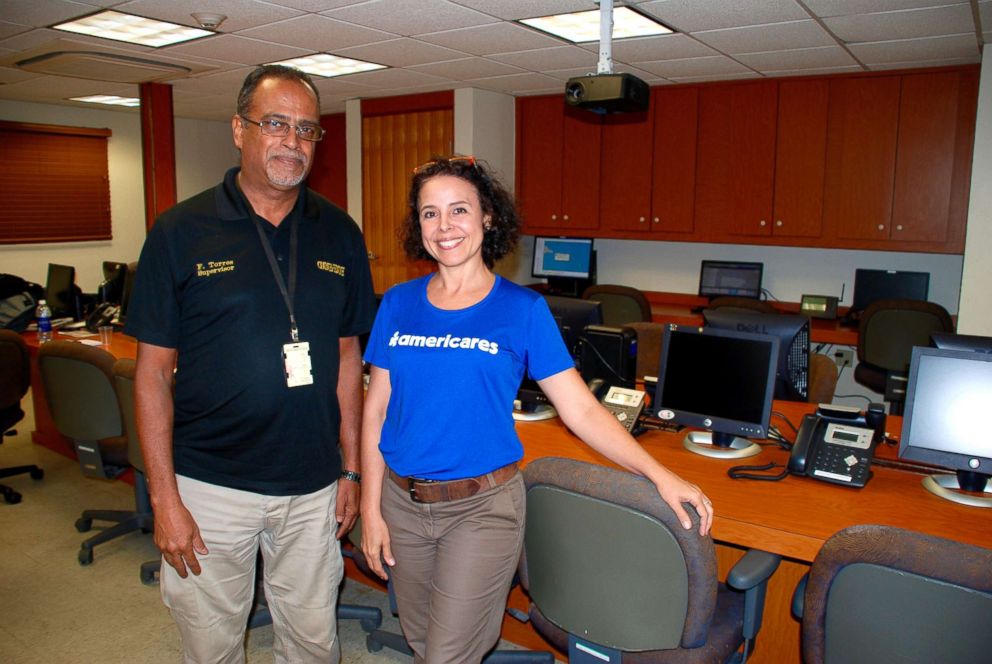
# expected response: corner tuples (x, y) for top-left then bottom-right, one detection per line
(317, 261), (345, 276)
(196, 260), (235, 277)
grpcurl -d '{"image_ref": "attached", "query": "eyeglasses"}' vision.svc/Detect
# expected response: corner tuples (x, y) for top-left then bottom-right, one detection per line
(413, 155), (476, 175)
(239, 115), (324, 142)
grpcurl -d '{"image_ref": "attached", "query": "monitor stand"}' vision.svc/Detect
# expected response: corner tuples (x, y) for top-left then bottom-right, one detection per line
(682, 431), (761, 459)
(922, 471), (992, 508)
(512, 404), (557, 422)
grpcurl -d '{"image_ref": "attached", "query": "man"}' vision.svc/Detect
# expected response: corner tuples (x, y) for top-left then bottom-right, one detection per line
(126, 65), (376, 663)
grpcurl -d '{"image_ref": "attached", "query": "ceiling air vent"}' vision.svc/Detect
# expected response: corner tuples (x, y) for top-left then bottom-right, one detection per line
(16, 50), (191, 83)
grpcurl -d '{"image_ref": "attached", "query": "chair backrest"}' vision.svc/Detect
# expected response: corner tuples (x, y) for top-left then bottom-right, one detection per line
(807, 352), (838, 404)
(857, 299), (954, 371)
(628, 321), (664, 382)
(37, 340), (122, 442)
(0, 329), (30, 431)
(111, 358), (144, 473)
(581, 285), (652, 327)
(802, 524), (992, 664)
(707, 296), (778, 315)
(520, 457), (716, 651)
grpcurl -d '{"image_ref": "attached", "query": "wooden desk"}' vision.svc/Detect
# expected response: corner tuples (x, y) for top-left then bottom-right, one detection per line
(503, 404), (992, 662)
(643, 291), (859, 346)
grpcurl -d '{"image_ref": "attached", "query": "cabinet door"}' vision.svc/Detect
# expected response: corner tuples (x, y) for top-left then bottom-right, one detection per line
(694, 80), (777, 237)
(516, 96), (564, 230)
(600, 103), (653, 232)
(823, 76), (900, 241)
(891, 71), (959, 243)
(560, 106), (602, 230)
(773, 79), (828, 238)
(652, 86), (697, 234)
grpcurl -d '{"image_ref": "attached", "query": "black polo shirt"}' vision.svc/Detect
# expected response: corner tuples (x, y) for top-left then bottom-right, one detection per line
(125, 167), (376, 495)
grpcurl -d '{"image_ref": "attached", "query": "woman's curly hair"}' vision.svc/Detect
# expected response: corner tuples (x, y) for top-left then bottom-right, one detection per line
(400, 156), (521, 269)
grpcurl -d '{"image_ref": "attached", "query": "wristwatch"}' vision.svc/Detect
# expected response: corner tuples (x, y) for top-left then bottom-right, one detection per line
(340, 470), (361, 483)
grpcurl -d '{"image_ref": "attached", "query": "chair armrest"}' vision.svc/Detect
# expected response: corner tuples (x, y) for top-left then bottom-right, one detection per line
(727, 550), (781, 591)
(791, 573), (808, 620)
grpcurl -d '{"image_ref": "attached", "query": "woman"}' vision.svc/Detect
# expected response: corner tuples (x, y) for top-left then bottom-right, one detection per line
(360, 155), (713, 663)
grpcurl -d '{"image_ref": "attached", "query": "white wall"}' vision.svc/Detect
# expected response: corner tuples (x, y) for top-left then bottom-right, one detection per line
(958, 46), (992, 335)
(0, 100), (235, 291)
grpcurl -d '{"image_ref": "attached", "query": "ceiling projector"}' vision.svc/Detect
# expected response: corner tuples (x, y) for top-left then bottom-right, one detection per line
(564, 73), (650, 114)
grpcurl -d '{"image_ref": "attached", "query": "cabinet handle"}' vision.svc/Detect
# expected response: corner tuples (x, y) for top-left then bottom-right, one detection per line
(759, 220), (767, 227)
(639, 216), (646, 223)
(551, 214), (557, 221)
(776, 220), (783, 227)
(896, 224), (904, 231)
(652, 217), (660, 224)
(877, 224), (885, 231)
(563, 214), (569, 221)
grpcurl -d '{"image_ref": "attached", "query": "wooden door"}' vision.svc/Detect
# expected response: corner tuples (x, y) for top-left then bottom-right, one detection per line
(516, 96), (564, 231)
(651, 86), (698, 234)
(823, 76), (900, 242)
(772, 79), (828, 238)
(362, 109), (452, 293)
(694, 80), (777, 238)
(558, 106), (602, 231)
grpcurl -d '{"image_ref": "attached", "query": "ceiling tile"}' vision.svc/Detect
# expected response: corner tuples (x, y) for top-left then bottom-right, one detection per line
(736, 45), (859, 71)
(0, 73), (127, 101)
(333, 37), (468, 67)
(0, 0), (103, 27)
(0, 66), (40, 84)
(332, 66), (449, 89)
(236, 15), (395, 52)
(591, 34), (719, 62)
(161, 35), (311, 65)
(490, 45), (598, 71)
(823, 4), (976, 42)
(634, 55), (753, 78)
(324, 0), (497, 36)
(447, 0), (598, 20)
(0, 22), (33, 40)
(867, 56), (980, 70)
(668, 71), (761, 83)
(803, 0), (968, 18)
(116, 0), (304, 33)
(462, 70), (563, 94)
(764, 65), (864, 77)
(418, 22), (563, 56)
(692, 20), (836, 54)
(638, 0), (809, 33)
(408, 57), (525, 80)
(849, 33), (980, 64)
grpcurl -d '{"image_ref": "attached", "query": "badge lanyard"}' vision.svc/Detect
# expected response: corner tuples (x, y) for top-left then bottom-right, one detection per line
(251, 208), (313, 387)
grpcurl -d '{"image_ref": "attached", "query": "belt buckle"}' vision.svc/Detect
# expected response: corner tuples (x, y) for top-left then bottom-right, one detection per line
(407, 476), (436, 503)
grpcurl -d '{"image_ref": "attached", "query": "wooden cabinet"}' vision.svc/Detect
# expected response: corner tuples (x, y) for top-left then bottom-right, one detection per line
(599, 86), (698, 235)
(516, 96), (601, 232)
(772, 79), (829, 238)
(694, 80), (777, 238)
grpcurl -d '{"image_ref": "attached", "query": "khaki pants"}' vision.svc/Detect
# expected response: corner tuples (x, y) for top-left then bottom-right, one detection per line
(381, 471), (526, 664)
(160, 475), (344, 664)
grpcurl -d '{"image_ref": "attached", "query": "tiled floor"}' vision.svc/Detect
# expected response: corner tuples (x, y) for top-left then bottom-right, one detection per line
(0, 391), (413, 663)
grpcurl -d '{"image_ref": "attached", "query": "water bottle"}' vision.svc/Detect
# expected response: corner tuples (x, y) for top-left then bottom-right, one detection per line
(36, 299), (53, 343)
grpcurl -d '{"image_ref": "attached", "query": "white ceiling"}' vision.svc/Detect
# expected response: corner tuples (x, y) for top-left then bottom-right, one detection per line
(0, 0), (987, 121)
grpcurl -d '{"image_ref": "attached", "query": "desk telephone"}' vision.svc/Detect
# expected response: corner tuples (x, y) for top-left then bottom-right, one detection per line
(85, 303), (119, 332)
(589, 379), (647, 434)
(789, 403), (886, 488)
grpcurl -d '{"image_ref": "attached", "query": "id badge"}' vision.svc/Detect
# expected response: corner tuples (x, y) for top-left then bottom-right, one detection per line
(283, 341), (313, 388)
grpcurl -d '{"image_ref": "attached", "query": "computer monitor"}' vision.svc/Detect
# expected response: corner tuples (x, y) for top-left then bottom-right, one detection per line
(578, 325), (637, 389)
(532, 236), (595, 297)
(930, 332), (992, 354)
(514, 296), (604, 420)
(698, 260), (763, 300)
(850, 268), (930, 314)
(900, 346), (992, 508)
(44, 263), (78, 319)
(99, 261), (128, 305)
(654, 324), (778, 458)
(703, 309), (810, 402)
(117, 262), (137, 323)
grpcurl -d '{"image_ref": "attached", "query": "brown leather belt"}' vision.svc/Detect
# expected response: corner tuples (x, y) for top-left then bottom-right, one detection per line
(388, 462), (518, 504)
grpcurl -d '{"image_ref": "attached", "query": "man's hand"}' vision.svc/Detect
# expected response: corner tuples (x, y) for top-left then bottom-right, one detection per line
(154, 502), (208, 578)
(335, 478), (360, 539)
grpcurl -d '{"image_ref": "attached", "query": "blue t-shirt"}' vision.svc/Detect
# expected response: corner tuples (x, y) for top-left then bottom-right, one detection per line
(364, 275), (574, 480)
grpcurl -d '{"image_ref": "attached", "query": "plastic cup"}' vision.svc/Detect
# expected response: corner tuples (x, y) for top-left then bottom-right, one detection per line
(98, 325), (113, 346)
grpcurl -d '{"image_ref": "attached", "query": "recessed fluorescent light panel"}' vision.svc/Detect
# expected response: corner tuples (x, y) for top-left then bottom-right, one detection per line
(268, 54), (387, 78)
(53, 10), (213, 48)
(521, 7), (673, 43)
(70, 95), (141, 107)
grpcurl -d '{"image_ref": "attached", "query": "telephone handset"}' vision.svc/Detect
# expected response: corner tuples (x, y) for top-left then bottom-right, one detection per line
(788, 403), (886, 488)
(85, 302), (119, 332)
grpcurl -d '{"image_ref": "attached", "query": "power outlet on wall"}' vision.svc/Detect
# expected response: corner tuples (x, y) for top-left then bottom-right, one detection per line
(834, 349), (854, 368)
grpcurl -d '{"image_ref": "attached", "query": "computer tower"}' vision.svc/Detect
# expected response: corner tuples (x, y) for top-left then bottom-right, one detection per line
(579, 325), (637, 389)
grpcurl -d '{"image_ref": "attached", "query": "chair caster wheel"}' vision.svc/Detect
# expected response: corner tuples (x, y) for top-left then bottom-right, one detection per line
(360, 617), (381, 633)
(75, 518), (92, 532)
(3, 488), (22, 504)
(78, 548), (93, 566)
(30, 468), (44, 480)
(366, 635), (383, 652)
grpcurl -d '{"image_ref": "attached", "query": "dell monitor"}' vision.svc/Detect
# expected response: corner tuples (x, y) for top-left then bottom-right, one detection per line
(44, 263), (78, 319)
(532, 236), (595, 297)
(655, 324), (778, 458)
(99, 261), (129, 305)
(900, 346), (992, 508)
(704, 309), (810, 402)
(931, 332), (992, 354)
(698, 260), (763, 300)
(850, 268), (930, 315)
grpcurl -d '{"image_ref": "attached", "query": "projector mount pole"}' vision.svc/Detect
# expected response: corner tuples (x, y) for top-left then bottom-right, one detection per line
(597, 0), (614, 75)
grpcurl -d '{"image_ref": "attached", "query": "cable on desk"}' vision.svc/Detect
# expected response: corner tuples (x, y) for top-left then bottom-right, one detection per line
(727, 462), (790, 481)
(771, 411), (800, 435)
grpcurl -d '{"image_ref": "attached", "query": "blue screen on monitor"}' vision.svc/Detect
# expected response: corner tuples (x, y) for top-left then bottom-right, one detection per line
(532, 237), (594, 279)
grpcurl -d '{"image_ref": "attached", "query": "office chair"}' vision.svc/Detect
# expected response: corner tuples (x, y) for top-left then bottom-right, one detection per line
(582, 285), (653, 327)
(0, 330), (44, 504)
(707, 296), (778, 315)
(792, 524), (992, 664)
(520, 457), (780, 663)
(37, 341), (142, 565)
(855, 298), (953, 415)
(807, 353), (839, 404)
(347, 519), (555, 662)
(628, 321), (664, 383)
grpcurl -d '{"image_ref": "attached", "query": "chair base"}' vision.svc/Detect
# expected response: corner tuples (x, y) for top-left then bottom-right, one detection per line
(0, 464), (44, 503)
(76, 509), (154, 565)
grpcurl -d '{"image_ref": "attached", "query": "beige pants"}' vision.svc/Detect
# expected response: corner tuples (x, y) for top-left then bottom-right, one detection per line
(381, 471), (526, 664)
(160, 475), (343, 664)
